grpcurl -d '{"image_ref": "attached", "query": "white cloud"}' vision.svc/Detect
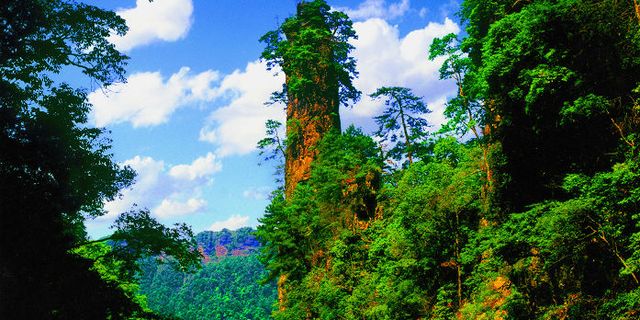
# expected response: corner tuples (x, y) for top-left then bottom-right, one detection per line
(110, 0), (193, 52)
(155, 198), (207, 218)
(89, 67), (219, 128)
(98, 153), (221, 221)
(336, 0), (410, 20)
(342, 17), (460, 130)
(198, 17), (459, 157)
(209, 215), (250, 231)
(199, 61), (285, 157)
(169, 152), (222, 181)
(101, 156), (165, 220)
(243, 186), (272, 201)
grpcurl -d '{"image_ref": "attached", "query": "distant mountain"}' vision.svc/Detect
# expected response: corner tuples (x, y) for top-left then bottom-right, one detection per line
(195, 227), (261, 262)
(138, 228), (276, 320)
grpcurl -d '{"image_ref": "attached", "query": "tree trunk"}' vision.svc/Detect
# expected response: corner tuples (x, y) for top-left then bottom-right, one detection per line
(399, 106), (413, 164)
(455, 210), (462, 307)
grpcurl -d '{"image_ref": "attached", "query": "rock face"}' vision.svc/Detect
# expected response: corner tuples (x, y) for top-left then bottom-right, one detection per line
(195, 228), (260, 262)
(283, 1), (341, 198)
(278, 3), (342, 311)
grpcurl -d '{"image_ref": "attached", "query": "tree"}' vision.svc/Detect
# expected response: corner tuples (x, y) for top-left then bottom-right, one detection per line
(450, 0), (640, 317)
(361, 138), (483, 318)
(257, 127), (384, 319)
(253, 0), (640, 318)
(370, 86), (430, 165)
(257, 119), (286, 183)
(78, 209), (202, 277)
(459, 0), (640, 210)
(0, 1), (198, 318)
(429, 33), (481, 139)
(429, 33), (496, 210)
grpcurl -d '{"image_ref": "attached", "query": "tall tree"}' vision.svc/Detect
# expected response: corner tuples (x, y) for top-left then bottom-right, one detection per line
(257, 119), (286, 183)
(429, 33), (495, 210)
(370, 86), (430, 165)
(429, 34), (479, 139)
(0, 1), (198, 318)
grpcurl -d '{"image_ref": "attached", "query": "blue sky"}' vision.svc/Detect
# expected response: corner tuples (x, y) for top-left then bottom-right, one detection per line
(82, 0), (461, 238)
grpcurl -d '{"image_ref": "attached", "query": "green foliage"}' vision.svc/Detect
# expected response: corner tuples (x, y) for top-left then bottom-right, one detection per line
(256, 1), (640, 319)
(459, 154), (640, 318)
(599, 288), (640, 320)
(257, 119), (286, 185)
(362, 139), (484, 318)
(370, 86), (431, 165)
(138, 230), (276, 320)
(260, 0), (360, 107)
(258, 120), (286, 157)
(0, 0), (128, 96)
(0, 0), (140, 318)
(8, 0), (639, 317)
(463, 0), (640, 209)
(0, 1), (199, 318)
(257, 127), (384, 319)
(429, 33), (482, 138)
(109, 209), (202, 275)
(257, 186), (320, 282)
(73, 242), (152, 313)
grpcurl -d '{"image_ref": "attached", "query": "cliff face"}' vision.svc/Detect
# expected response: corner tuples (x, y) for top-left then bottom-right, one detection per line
(282, 1), (340, 198)
(284, 97), (339, 197)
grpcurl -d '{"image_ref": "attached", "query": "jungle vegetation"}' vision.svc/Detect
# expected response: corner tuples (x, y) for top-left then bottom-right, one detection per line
(2, 0), (639, 319)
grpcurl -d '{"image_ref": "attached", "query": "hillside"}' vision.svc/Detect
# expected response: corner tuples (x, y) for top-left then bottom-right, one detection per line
(137, 228), (276, 320)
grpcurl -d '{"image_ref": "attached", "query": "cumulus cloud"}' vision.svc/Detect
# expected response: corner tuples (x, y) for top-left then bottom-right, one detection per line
(342, 17), (460, 130)
(336, 0), (410, 20)
(99, 153), (221, 221)
(169, 152), (222, 181)
(209, 215), (250, 232)
(199, 61), (285, 157)
(102, 156), (166, 220)
(155, 198), (207, 218)
(89, 67), (219, 128)
(110, 0), (193, 52)
(197, 17), (459, 157)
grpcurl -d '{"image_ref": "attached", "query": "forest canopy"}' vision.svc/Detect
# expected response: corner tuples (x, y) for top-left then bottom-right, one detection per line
(256, 0), (640, 319)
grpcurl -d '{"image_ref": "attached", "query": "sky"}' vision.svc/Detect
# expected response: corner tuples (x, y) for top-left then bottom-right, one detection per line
(81, 0), (461, 238)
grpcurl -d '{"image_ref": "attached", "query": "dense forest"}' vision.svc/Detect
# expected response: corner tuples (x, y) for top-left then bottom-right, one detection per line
(138, 228), (276, 319)
(1, 0), (640, 319)
(256, 0), (640, 319)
